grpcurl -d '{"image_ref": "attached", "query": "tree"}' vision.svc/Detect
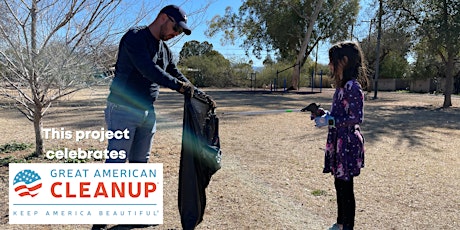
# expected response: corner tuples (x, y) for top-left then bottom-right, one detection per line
(178, 41), (254, 87)
(411, 38), (446, 80)
(0, 0), (211, 156)
(359, 16), (412, 82)
(179, 40), (214, 63)
(364, 29), (411, 74)
(292, 0), (323, 90)
(231, 62), (254, 88)
(0, 0), (127, 156)
(379, 51), (410, 79)
(387, 0), (460, 107)
(180, 51), (232, 87)
(206, 0), (360, 89)
(262, 55), (275, 66)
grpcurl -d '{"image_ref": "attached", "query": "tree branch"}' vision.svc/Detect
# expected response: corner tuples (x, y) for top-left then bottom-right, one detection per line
(39, 0), (82, 52)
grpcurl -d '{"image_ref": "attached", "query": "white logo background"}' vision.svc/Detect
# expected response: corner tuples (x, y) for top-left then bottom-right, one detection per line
(9, 163), (163, 225)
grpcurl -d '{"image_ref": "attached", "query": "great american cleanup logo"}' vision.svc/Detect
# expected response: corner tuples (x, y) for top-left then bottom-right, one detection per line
(9, 163), (163, 225)
(13, 170), (43, 197)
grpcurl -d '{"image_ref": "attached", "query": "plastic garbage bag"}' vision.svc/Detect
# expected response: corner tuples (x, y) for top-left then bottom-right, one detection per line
(178, 91), (221, 230)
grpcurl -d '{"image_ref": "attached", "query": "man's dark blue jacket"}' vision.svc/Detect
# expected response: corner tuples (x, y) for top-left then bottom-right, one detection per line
(107, 26), (190, 110)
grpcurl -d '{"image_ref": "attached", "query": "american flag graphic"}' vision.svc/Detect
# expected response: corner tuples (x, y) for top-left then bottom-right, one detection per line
(13, 169), (42, 197)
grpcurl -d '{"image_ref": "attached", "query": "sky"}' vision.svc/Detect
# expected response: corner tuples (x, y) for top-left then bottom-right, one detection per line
(142, 0), (375, 67)
(163, 0), (259, 65)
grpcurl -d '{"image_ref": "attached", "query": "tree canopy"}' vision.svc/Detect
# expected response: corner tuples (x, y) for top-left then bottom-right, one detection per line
(205, 0), (360, 89)
(360, 23), (412, 80)
(178, 40), (253, 87)
(386, 0), (460, 107)
(206, 0), (359, 63)
(179, 40), (214, 62)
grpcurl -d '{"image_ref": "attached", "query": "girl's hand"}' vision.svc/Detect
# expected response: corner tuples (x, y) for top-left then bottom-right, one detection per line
(314, 111), (335, 128)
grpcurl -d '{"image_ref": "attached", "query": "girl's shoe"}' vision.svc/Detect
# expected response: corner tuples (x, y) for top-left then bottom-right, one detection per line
(91, 224), (107, 230)
(328, 223), (343, 230)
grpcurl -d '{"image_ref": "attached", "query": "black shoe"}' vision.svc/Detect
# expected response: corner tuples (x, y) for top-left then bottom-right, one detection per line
(91, 224), (107, 230)
(117, 224), (156, 229)
(129, 224), (157, 228)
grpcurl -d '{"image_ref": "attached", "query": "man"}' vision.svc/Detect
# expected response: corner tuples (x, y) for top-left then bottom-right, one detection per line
(105, 4), (196, 164)
(92, 5), (208, 230)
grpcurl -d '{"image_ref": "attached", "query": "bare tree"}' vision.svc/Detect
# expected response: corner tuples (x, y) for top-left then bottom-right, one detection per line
(0, 0), (211, 156)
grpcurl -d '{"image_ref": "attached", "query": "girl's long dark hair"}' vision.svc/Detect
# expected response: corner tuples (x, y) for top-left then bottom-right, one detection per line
(329, 41), (369, 89)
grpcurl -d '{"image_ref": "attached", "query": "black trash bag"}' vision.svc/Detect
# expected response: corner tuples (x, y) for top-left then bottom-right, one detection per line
(178, 91), (221, 230)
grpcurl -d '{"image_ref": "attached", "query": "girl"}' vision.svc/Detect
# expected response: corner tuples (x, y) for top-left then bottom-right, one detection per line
(317, 41), (368, 230)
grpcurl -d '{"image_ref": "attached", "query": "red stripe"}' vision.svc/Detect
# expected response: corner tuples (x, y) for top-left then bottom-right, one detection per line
(18, 191), (31, 197)
(15, 183), (42, 197)
(14, 185), (27, 192)
(27, 183), (42, 191)
(15, 183), (42, 192)
(18, 191), (38, 197)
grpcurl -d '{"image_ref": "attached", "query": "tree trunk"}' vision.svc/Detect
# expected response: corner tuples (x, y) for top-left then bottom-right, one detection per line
(33, 105), (43, 157)
(290, 0), (323, 90)
(441, 0), (453, 108)
(373, 0), (383, 99)
(291, 65), (300, 90)
(31, 0), (42, 157)
(443, 55), (454, 108)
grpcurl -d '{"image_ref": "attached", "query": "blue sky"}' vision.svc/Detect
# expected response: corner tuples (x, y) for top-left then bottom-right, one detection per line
(142, 0), (375, 67)
(163, 0), (257, 64)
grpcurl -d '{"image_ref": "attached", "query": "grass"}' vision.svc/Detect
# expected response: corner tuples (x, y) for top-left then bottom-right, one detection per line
(311, 189), (327, 196)
(0, 142), (102, 165)
(1, 87), (459, 229)
(0, 142), (35, 166)
(0, 142), (32, 154)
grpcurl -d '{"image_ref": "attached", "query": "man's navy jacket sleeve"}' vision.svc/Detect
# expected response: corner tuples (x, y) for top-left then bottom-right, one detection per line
(121, 30), (185, 91)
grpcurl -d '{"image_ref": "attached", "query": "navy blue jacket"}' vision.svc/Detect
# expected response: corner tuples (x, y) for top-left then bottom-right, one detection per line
(107, 26), (190, 110)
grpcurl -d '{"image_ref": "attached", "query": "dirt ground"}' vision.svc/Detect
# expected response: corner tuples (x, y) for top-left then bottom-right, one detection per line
(0, 86), (459, 230)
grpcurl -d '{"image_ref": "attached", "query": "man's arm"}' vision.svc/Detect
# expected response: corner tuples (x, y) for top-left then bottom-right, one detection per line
(166, 62), (190, 83)
(121, 30), (183, 91)
(166, 59), (210, 97)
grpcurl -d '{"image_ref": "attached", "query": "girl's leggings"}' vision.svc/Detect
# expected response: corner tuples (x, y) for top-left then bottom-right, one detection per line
(334, 177), (355, 230)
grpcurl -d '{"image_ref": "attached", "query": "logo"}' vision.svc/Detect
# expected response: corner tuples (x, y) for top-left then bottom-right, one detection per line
(9, 163), (163, 225)
(13, 169), (42, 197)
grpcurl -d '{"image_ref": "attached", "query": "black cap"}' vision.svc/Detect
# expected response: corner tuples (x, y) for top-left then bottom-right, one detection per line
(160, 5), (191, 35)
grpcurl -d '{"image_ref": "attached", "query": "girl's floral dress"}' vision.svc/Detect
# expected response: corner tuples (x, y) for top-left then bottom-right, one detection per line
(324, 79), (365, 181)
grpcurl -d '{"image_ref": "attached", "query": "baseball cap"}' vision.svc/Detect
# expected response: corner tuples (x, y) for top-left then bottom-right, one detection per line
(160, 5), (191, 35)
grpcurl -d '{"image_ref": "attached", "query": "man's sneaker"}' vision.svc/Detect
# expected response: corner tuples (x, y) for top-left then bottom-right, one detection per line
(91, 224), (107, 230)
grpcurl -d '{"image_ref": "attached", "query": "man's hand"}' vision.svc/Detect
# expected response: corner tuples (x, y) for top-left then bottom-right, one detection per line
(178, 81), (194, 97)
(206, 95), (217, 108)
